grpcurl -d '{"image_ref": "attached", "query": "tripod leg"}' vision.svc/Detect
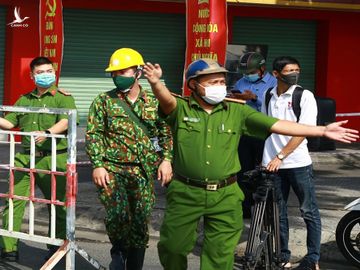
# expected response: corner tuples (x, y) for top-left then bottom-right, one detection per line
(273, 198), (282, 263)
(245, 200), (267, 255)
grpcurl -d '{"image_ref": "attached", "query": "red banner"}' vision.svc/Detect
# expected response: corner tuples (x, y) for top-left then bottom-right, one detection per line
(39, 0), (64, 83)
(183, 0), (228, 96)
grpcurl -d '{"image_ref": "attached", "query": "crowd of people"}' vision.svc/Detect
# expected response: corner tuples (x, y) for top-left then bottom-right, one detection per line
(0, 50), (358, 270)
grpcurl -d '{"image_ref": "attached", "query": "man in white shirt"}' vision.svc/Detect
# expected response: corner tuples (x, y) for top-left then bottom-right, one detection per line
(262, 56), (320, 270)
(232, 52), (277, 218)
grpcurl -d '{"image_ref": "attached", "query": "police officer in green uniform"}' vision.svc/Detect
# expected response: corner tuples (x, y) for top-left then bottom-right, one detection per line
(85, 48), (173, 270)
(0, 56), (77, 261)
(143, 59), (359, 270)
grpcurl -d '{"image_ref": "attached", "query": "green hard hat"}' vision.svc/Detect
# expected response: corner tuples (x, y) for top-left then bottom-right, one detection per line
(239, 52), (266, 73)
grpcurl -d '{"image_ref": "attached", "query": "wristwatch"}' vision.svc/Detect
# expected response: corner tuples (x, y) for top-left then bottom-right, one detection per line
(45, 130), (51, 135)
(276, 152), (286, 160)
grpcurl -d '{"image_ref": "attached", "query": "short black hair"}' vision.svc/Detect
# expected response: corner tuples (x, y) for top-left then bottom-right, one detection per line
(272, 56), (300, 72)
(30, 57), (53, 72)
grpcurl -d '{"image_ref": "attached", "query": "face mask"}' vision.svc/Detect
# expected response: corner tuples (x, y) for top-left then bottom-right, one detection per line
(200, 85), (227, 105)
(113, 75), (136, 93)
(279, 72), (300, 85)
(244, 73), (260, 83)
(34, 73), (56, 88)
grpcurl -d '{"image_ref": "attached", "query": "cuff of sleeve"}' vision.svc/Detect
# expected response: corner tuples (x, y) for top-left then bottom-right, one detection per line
(162, 152), (173, 162)
(92, 160), (105, 169)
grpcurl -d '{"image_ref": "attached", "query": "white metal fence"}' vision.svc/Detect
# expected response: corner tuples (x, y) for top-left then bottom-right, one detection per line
(0, 106), (105, 270)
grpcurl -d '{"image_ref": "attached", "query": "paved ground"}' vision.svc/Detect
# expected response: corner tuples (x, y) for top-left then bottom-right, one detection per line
(0, 141), (359, 269)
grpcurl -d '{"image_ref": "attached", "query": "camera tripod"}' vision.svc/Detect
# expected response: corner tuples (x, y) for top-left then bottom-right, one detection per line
(238, 167), (283, 270)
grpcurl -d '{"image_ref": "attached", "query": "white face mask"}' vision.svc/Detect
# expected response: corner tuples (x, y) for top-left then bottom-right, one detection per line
(200, 85), (227, 105)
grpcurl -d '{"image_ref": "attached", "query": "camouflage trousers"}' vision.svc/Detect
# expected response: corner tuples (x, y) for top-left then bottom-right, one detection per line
(98, 164), (155, 248)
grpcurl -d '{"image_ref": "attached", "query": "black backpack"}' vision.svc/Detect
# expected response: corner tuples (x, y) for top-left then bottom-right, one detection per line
(265, 86), (304, 122)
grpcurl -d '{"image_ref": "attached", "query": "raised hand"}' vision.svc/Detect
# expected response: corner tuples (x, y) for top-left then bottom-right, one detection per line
(143, 62), (162, 84)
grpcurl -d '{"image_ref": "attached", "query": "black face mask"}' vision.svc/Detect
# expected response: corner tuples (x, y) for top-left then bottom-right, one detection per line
(279, 72), (300, 85)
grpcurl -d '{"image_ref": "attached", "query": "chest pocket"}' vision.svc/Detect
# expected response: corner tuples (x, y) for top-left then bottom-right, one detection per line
(177, 121), (201, 146)
(18, 113), (30, 129)
(39, 113), (57, 128)
(217, 124), (239, 149)
(142, 106), (157, 121)
(107, 109), (131, 135)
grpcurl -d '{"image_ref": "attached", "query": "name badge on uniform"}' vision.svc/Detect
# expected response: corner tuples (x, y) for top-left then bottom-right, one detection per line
(183, 116), (200, 123)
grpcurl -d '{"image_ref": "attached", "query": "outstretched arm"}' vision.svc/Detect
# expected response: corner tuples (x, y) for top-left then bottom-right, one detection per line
(271, 120), (359, 143)
(143, 62), (177, 115)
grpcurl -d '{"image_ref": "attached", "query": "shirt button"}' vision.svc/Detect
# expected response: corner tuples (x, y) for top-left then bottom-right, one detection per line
(206, 161), (210, 165)
(207, 145), (211, 148)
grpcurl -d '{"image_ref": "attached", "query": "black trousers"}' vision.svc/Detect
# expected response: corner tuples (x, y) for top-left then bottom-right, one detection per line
(237, 135), (265, 217)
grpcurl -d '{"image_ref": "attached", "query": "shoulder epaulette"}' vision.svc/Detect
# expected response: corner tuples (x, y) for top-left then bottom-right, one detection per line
(171, 92), (189, 101)
(58, 88), (72, 96)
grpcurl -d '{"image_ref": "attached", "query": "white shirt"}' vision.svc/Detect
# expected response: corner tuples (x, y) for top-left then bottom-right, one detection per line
(261, 85), (318, 169)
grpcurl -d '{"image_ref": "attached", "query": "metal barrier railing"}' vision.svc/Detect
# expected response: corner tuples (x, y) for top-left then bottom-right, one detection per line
(336, 112), (360, 117)
(0, 106), (105, 270)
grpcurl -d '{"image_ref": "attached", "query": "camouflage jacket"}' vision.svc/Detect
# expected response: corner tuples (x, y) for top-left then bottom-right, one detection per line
(85, 87), (173, 176)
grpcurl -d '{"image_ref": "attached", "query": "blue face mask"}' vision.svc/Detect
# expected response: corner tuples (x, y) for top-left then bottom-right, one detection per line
(244, 73), (260, 83)
(34, 73), (56, 88)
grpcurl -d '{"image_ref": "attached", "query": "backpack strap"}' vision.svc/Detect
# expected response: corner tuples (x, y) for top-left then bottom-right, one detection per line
(265, 87), (273, 115)
(292, 86), (304, 122)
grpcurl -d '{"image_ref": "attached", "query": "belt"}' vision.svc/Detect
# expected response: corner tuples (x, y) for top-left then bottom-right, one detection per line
(23, 149), (67, 157)
(174, 173), (237, 191)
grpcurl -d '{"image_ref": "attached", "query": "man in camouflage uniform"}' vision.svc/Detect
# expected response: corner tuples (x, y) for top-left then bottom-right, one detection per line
(0, 56), (77, 261)
(86, 48), (173, 270)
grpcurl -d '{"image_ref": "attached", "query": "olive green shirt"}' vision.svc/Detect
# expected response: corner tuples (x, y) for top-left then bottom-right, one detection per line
(4, 85), (77, 151)
(165, 95), (278, 181)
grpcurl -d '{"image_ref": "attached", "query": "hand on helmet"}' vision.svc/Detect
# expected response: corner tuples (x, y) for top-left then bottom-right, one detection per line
(143, 62), (162, 85)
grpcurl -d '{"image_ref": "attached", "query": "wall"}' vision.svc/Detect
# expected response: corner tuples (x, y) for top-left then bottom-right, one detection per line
(228, 5), (360, 129)
(1, 1), (360, 129)
(1, 0), (185, 106)
(326, 15), (360, 129)
(2, 0), (39, 105)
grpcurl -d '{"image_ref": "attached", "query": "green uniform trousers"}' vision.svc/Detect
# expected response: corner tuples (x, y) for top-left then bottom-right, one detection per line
(98, 165), (155, 249)
(158, 180), (244, 270)
(0, 152), (67, 252)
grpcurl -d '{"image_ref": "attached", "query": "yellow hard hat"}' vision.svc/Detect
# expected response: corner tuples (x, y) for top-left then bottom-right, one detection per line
(105, 48), (145, 72)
